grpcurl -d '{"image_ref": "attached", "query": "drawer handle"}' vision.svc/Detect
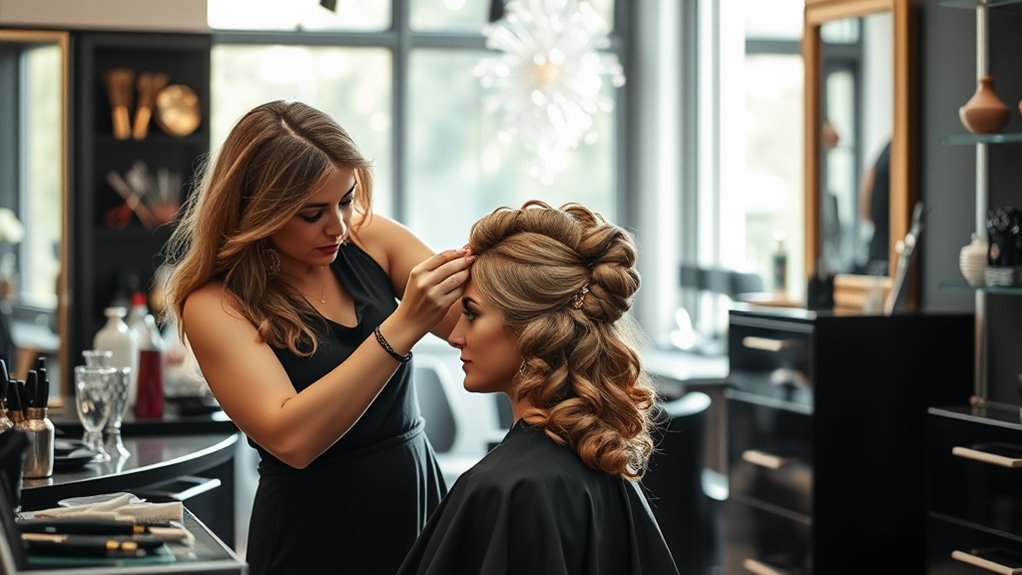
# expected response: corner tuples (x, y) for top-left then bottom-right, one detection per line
(742, 449), (791, 470)
(769, 367), (810, 387)
(951, 550), (1022, 574)
(952, 446), (1022, 469)
(743, 558), (790, 575)
(742, 336), (796, 353)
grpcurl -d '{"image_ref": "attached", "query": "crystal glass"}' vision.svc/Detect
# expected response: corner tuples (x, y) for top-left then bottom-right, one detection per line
(85, 349), (132, 459)
(104, 367), (132, 459)
(74, 363), (115, 462)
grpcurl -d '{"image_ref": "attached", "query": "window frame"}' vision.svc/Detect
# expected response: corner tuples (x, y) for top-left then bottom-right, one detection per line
(211, 0), (632, 227)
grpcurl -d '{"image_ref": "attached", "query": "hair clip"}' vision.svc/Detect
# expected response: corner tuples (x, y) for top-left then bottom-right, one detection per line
(572, 281), (591, 309)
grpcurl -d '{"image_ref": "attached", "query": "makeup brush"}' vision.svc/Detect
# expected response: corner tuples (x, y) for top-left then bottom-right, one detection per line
(105, 68), (135, 140)
(132, 72), (168, 140)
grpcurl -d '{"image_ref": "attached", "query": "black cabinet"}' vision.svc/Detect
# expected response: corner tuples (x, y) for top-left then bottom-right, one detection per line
(69, 31), (210, 388)
(723, 307), (973, 574)
(927, 406), (1022, 573)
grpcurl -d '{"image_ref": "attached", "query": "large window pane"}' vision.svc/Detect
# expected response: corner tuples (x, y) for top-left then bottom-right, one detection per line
(731, 53), (804, 294)
(407, 49), (616, 251)
(208, 0), (389, 32)
(22, 45), (61, 308)
(743, 0), (802, 40)
(411, 0), (616, 33)
(411, 0), (491, 31)
(211, 45), (394, 215)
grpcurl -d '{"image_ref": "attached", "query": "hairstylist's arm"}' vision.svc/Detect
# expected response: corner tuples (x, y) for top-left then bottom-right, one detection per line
(353, 214), (472, 339)
(182, 249), (469, 470)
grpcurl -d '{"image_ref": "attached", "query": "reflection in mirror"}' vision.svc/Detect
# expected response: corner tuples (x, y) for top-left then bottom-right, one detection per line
(0, 30), (68, 400)
(819, 13), (892, 277)
(804, 0), (913, 312)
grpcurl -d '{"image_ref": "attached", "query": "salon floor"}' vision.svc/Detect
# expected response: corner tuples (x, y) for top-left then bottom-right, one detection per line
(230, 338), (503, 559)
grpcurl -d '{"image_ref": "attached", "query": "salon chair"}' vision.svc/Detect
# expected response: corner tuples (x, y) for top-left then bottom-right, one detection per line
(643, 391), (719, 575)
(679, 264), (765, 301)
(412, 363), (457, 454)
(412, 354), (500, 486)
(675, 264), (765, 355)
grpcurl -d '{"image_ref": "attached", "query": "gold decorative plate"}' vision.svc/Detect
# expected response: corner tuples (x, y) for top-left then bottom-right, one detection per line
(154, 84), (201, 137)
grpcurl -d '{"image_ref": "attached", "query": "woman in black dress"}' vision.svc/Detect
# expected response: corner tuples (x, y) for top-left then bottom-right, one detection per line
(164, 101), (472, 574)
(398, 201), (679, 575)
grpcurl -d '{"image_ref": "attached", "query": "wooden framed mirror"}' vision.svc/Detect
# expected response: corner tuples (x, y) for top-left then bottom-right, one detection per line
(804, 0), (915, 312)
(0, 29), (70, 402)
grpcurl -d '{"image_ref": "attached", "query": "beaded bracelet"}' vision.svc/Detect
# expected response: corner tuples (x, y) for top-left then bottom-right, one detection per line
(374, 325), (412, 363)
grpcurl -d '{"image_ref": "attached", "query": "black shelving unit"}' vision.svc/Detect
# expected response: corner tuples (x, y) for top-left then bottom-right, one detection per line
(69, 30), (211, 393)
(928, 2), (1022, 573)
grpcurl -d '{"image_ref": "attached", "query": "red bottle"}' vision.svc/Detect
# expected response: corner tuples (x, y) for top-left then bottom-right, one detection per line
(128, 292), (164, 418)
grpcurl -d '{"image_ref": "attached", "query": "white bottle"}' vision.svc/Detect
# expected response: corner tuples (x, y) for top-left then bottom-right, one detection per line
(94, 306), (139, 408)
(126, 292), (163, 356)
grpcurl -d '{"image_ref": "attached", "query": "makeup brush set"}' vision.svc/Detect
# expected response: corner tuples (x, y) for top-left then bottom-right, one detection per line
(18, 517), (186, 559)
(104, 68), (201, 140)
(104, 160), (182, 230)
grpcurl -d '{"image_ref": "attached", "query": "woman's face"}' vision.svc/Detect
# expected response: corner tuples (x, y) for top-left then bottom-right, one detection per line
(271, 166), (356, 273)
(448, 280), (523, 394)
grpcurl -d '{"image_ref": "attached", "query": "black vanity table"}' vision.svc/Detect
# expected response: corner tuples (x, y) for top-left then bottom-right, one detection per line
(1, 508), (246, 575)
(722, 305), (975, 573)
(30, 405), (240, 548)
(0, 425), (245, 574)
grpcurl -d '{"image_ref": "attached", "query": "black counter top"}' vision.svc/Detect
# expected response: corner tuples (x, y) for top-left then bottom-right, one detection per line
(47, 403), (237, 437)
(20, 434), (239, 511)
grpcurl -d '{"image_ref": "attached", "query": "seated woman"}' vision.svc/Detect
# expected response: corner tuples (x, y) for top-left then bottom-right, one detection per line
(398, 201), (679, 575)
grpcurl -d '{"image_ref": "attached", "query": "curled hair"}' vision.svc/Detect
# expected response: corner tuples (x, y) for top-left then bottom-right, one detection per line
(469, 200), (656, 479)
(163, 100), (374, 355)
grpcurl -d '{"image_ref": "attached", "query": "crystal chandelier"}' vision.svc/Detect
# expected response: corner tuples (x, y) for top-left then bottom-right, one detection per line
(474, 0), (625, 185)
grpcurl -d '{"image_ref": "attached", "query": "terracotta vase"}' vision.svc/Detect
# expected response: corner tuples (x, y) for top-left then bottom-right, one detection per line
(959, 76), (1011, 134)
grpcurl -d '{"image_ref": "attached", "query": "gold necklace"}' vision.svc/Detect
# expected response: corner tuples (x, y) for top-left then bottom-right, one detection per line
(297, 267), (326, 304)
(315, 267), (326, 304)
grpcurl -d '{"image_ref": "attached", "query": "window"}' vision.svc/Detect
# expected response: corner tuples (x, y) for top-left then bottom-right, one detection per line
(209, 0), (624, 255)
(0, 41), (62, 310)
(211, 45), (395, 214)
(701, 0), (805, 300)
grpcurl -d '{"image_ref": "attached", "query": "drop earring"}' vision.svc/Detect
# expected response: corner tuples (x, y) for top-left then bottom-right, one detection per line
(262, 244), (281, 278)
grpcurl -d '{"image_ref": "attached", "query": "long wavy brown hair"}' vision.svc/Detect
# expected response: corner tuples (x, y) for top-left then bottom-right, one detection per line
(468, 200), (656, 480)
(163, 100), (374, 356)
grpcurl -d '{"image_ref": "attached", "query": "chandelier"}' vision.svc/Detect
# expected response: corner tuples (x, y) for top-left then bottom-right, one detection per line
(474, 0), (625, 185)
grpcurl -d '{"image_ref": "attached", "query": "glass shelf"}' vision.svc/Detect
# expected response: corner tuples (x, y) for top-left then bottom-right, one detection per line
(940, 0), (1022, 8)
(939, 281), (1022, 295)
(940, 132), (1022, 145)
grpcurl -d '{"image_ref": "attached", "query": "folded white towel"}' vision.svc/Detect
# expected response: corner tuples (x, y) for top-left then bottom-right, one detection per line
(29, 493), (194, 546)
(33, 493), (184, 523)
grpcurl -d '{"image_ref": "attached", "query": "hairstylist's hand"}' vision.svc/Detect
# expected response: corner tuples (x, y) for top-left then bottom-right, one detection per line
(396, 248), (473, 336)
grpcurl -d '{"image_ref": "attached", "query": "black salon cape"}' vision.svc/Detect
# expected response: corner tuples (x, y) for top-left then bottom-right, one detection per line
(397, 421), (680, 575)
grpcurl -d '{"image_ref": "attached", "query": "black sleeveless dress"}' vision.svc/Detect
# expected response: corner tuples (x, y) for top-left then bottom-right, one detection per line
(245, 241), (447, 575)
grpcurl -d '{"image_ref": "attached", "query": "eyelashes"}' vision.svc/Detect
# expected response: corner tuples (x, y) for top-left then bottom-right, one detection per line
(298, 195), (354, 223)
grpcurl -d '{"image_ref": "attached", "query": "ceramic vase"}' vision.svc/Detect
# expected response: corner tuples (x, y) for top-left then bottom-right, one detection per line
(960, 76), (1011, 134)
(959, 233), (988, 287)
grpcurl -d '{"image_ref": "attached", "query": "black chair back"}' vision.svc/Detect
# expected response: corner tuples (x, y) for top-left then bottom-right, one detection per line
(643, 391), (714, 575)
(412, 365), (457, 453)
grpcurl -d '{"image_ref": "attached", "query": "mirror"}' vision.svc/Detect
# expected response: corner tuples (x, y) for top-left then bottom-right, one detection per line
(804, 0), (914, 311)
(0, 30), (69, 401)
